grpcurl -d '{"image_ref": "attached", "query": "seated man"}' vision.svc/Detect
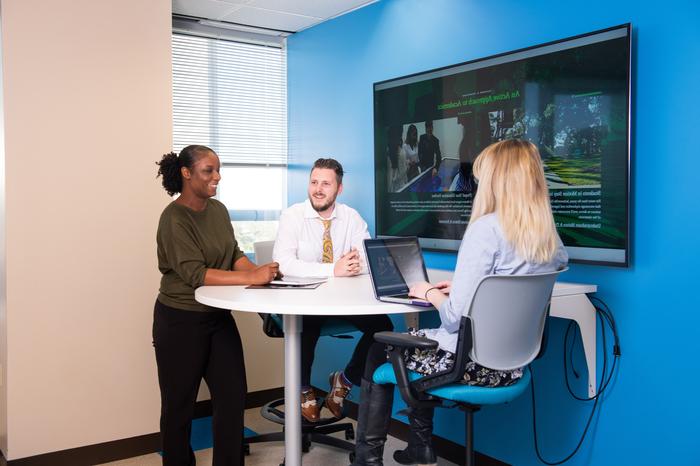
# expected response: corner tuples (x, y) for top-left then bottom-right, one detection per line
(273, 158), (393, 422)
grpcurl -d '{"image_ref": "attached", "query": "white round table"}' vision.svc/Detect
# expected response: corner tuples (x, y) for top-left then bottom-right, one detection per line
(196, 274), (424, 466)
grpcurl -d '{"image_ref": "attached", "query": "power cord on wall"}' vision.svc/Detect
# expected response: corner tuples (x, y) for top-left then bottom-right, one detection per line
(530, 296), (621, 465)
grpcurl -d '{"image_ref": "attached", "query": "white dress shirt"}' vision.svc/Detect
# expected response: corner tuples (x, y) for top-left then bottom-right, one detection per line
(273, 199), (371, 277)
(402, 142), (419, 165)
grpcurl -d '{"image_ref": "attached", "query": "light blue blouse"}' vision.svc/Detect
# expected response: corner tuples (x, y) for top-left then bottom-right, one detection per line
(422, 213), (569, 353)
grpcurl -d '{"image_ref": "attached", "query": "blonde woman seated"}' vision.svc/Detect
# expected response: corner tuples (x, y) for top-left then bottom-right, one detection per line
(351, 139), (569, 466)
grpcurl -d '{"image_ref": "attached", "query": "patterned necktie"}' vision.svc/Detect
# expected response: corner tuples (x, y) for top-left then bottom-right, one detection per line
(321, 219), (333, 263)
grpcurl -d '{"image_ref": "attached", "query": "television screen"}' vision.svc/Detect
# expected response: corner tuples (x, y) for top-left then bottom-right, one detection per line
(373, 24), (631, 266)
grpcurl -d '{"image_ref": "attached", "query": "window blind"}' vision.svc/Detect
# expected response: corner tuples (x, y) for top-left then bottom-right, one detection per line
(172, 33), (287, 165)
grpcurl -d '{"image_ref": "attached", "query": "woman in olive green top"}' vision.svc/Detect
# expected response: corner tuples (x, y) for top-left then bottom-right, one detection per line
(154, 145), (278, 466)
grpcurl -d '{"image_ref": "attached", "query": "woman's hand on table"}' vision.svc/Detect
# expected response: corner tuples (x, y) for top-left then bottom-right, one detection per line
(249, 262), (280, 284)
(410, 280), (449, 309)
(434, 280), (452, 295)
(409, 281), (439, 300)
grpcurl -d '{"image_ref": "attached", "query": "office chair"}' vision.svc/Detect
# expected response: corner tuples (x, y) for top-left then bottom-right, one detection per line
(245, 241), (356, 464)
(371, 269), (565, 466)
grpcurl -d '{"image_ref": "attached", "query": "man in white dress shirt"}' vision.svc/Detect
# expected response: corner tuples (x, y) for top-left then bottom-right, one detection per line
(273, 158), (393, 422)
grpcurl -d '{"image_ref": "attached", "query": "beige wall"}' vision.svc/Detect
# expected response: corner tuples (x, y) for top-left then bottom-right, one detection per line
(0, 0), (7, 455)
(0, 1), (285, 459)
(239, 312), (284, 392)
(0, 0), (172, 459)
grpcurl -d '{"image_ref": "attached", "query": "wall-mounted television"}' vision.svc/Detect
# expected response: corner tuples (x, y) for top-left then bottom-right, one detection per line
(373, 24), (631, 266)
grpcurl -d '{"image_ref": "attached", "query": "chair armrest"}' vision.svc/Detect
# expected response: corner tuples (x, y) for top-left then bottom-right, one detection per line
(374, 331), (439, 350)
(378, 317), (474, 408)
(411, 316), (473, 392)
(376, 329), (457, 410)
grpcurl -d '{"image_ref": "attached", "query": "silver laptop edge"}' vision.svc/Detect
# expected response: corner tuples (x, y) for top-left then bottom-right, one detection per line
(363, 237), (431, 306)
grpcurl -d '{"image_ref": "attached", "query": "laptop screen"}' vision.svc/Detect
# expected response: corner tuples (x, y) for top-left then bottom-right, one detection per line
(364, 237), (428, 297)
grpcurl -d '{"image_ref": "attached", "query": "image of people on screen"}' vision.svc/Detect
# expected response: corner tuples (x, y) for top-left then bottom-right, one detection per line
(391, 118), (473, 194)
(383, 92), (610, 195)
(418, 120), (441, 174)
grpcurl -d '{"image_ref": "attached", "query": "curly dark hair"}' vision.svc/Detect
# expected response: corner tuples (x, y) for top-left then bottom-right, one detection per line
(312, 158), (344, 185)
(156, 145), (214, 196)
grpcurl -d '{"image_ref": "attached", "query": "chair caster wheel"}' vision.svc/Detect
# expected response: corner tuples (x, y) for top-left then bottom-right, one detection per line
(349, 451), (356, 463)
(345, 427), (355, 440)
(302, 439), (311, 453)
(244, 444), (250, 455)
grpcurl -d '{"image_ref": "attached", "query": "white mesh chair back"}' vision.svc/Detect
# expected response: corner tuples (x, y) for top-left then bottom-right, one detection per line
(253, 240), (275, 264)
(467, 270), (564, 371)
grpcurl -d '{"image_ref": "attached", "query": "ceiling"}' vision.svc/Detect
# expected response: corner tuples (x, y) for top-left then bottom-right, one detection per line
(172, 0), (378, 35)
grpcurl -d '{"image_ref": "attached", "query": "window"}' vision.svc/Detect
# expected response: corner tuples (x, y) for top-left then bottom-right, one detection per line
(172, 32), (287, 253)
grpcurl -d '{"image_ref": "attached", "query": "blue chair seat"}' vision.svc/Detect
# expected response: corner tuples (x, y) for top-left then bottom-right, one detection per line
(373, 363), (531, 405)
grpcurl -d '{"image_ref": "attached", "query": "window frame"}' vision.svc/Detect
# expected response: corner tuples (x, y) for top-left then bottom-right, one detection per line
(171, 24), (288, 252)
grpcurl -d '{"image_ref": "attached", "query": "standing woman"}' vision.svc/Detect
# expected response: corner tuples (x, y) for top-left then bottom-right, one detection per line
(154, 145), (279, 466)
(403, 124), (419, 181)
(386, 126), (407, 192)
(351, 139), (568, 466)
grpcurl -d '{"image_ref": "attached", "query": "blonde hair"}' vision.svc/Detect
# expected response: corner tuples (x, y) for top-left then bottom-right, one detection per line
(469, 139), (559, 263)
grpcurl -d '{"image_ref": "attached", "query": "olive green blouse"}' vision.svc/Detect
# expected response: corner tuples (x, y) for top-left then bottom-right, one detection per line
(157, 199), (245, 311)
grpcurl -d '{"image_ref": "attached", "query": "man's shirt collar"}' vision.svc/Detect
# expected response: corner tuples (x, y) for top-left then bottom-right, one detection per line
(303, 198), (338, 220)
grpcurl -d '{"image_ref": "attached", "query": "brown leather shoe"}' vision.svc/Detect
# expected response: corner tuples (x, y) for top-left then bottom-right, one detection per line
(325, 371), (351, 418)
(301, 388), (320, 422)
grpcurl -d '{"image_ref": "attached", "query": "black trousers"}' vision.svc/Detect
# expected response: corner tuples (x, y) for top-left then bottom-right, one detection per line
(153, 300), (247, 466)
(301, 314), (393, 387)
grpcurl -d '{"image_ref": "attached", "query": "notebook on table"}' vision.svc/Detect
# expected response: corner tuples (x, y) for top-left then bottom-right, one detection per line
(363, 237), (432, 307)
(246, 277), (327, 290)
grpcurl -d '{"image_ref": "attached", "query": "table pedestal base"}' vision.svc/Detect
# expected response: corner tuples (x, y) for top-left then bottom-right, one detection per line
(283, 314), (302, 466)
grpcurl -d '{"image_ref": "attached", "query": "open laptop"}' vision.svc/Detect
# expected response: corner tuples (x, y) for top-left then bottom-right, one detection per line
(363, 237), (432, 307)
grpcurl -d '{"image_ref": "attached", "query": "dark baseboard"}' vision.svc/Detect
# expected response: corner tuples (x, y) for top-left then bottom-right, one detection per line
(244, 386), (285, 410)
(193, 385), (285, 418)
(2, 386), (284, 466)
(314, 386), (509, 466)
(3, 434), (161, 466)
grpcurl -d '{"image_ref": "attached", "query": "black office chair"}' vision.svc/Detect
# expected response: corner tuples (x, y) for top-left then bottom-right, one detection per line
(244, 241), (356, 465)
(371, 270), (564, 466)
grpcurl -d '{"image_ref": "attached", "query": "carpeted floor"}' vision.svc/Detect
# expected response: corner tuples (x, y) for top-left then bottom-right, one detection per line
(98, 407), (456, 465)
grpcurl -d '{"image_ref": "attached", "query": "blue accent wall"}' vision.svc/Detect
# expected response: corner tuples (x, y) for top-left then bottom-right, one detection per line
(287, 1), (700, 464)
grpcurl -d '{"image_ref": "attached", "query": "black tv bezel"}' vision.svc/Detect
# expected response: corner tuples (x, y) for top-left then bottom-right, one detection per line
(372, 23), (632, 267)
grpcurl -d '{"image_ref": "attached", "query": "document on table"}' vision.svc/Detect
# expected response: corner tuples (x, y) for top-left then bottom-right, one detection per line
(269, 277), (327, 286)
(246, 276), (327, 290)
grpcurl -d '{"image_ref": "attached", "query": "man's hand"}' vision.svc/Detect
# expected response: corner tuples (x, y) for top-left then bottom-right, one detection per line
(249, 262), (280, 284)
(334, 248), (361, 277)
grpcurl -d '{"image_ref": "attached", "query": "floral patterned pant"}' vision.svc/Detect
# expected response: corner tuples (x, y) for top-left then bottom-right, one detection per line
(403, 329), (523, 387)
